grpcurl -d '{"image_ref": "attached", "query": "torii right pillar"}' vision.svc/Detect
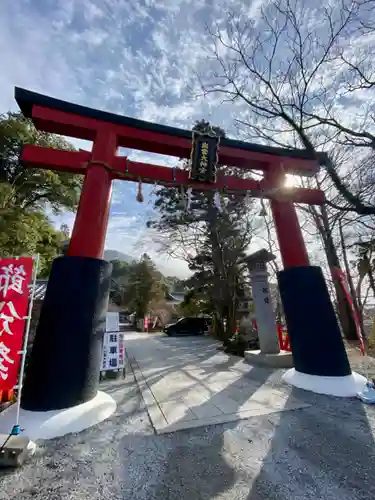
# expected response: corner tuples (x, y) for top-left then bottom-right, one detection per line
(266, 166), (366, 397)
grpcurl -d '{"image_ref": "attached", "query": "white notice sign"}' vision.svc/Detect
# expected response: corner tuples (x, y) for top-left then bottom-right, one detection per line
(101, 312), (125, 372)
(106, 311), (119, 332)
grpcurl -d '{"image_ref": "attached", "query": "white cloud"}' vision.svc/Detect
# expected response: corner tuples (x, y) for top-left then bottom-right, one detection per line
(2, 0), (374, 280)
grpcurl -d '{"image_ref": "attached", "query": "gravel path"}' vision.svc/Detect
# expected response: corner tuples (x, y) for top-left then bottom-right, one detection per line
(1, 333), (375, 500)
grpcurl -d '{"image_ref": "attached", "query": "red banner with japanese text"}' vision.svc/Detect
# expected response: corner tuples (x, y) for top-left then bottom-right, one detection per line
(0, 257), (34, 391)
(332, 267), (365, 355)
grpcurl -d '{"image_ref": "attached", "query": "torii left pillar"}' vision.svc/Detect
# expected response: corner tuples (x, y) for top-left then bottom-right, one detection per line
(21, 131), (117, 411)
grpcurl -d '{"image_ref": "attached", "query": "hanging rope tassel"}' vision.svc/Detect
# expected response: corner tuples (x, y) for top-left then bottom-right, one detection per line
(136, 178), (144, 203)
(186, 187), (192, 211)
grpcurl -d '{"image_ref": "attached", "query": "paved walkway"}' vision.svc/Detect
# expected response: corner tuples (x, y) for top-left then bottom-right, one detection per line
(1, 332), (375, 500)
(126, 334), (310, 433)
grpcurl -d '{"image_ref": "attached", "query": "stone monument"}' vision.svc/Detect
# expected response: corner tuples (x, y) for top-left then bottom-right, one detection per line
(242, 249), (293, 368)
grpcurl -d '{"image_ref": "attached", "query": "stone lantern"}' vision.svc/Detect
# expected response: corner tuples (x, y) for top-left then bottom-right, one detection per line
(242, 249), (293, 368)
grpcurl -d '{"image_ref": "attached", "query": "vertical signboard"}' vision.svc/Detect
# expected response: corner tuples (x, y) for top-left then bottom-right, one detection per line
(249, 261), (280, 354)
(101, 312), (125, 373)
(332, 267), (364, 355)
(190, 134), (219, 184)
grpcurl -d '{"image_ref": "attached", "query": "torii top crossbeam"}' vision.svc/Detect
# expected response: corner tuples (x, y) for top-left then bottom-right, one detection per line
(15, 86), (326, 268)
(15, 87), (327, 176)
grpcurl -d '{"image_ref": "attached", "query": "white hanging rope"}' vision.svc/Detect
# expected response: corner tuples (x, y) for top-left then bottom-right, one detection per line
(259, 196), (268, 217)
(214, 191), (222, 212)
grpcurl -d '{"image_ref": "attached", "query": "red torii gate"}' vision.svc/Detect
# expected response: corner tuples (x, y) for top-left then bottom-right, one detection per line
(15, 87), (351, 411)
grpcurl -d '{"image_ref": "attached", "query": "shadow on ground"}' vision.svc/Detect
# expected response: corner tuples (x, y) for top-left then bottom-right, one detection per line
(246, 388), (375, 499)
(1, 333), (374, 500)
(126, 334), (375, 500)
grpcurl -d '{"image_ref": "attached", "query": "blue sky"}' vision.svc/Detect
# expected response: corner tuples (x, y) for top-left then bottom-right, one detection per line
(1, 0), (373, 278)
(1, 0), (261, 277)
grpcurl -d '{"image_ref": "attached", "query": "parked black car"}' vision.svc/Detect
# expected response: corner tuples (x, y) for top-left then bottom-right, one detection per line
(164, 317), (211, 337)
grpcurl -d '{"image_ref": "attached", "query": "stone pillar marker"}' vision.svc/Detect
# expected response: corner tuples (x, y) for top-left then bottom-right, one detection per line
(244, 249), (279, 354)
(243, 249), (293, 368)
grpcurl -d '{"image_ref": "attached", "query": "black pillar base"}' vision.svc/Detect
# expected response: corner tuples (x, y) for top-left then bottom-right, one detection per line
(278, 265), (351, 377)
(21, 256), (112, 411)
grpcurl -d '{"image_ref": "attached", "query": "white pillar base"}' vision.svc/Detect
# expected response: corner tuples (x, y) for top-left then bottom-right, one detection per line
(282, 368), (367, 397)
(0, 391), (116, 441)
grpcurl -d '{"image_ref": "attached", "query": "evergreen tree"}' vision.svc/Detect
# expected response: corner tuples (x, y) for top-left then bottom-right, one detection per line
(123, 254), (165, 319)
(148, 121), (256, 341)
(0, 112), (82, 275)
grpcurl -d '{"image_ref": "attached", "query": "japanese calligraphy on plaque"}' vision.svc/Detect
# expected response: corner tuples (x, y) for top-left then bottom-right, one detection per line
(0, 257), (33, 390)
(190, 135), (219, 184)
(101, 332), (125, 371)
